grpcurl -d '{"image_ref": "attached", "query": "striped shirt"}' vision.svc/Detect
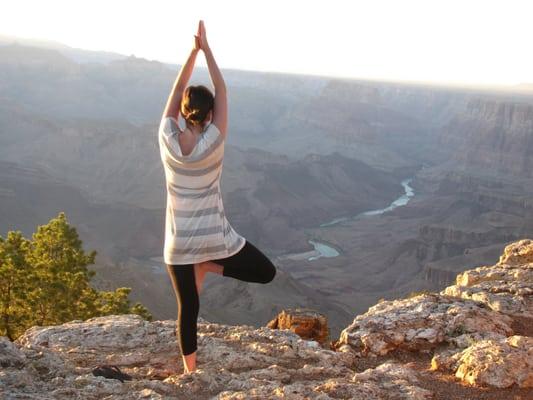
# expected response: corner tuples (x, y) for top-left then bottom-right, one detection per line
(158, 116), (246, 265)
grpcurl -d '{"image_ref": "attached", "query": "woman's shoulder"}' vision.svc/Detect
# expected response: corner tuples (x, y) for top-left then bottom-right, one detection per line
(207, 122), (221, 135)
(201, 122), (223, 143)
(159, 116), (183, 138)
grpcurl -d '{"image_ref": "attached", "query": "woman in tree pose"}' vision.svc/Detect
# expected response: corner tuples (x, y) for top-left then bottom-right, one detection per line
(158, 20), (277, 374)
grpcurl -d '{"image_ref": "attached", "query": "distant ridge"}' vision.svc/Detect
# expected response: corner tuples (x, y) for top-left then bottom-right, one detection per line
(1, 32), (530, 93)
(0, 33), (127, 64)
(516, 82), (533, 91)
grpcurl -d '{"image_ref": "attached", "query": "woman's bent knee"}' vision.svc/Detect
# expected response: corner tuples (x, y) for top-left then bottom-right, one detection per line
(260, 262), (276, 283)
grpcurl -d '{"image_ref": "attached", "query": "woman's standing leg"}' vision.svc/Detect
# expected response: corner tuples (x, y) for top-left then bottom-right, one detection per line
(166, 263), (200, 373)
(166, 241), (276, 374)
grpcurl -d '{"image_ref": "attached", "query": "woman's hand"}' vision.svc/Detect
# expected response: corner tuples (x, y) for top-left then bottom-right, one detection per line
(192, 20), (203, 52)
(196, 20), (210, 52)
(193, 34), (201, 52)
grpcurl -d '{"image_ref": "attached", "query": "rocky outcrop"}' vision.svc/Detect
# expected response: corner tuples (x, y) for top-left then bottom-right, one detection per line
(3, 315), (430, 399)
(438, 98), (533, 179)
(499, 238), (533, 264)
(431, 335), (533, 388)
(333, 293), (513, 356)
(442, 239), (533, 317)
(430, 239), (533, 388)
(266, 308), (330, 346)
(335, 238), (533, 390)
(1, 239), (532, 398)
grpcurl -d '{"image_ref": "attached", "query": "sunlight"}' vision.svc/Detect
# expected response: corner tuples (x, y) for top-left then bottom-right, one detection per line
(1, 0), (532, 86)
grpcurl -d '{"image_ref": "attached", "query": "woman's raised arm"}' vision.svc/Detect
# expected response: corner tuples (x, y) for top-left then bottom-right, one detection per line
(161, 25), (202, 120)
(198, 21), (228, 137)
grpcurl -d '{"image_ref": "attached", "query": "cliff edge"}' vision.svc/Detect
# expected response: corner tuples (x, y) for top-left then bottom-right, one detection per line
(1, 239), (532, 399)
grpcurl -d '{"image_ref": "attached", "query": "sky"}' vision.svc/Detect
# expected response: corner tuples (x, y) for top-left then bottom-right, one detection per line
(1, 0), (532, 87)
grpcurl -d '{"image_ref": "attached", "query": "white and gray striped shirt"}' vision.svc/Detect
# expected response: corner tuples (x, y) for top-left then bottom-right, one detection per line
(158, 116), (246, 265)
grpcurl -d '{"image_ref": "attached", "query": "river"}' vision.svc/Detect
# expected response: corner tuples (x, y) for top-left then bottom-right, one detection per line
(279, 178), (415, 262)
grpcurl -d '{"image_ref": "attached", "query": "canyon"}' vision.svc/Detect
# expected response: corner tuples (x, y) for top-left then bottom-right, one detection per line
(1, 39), (533, 339)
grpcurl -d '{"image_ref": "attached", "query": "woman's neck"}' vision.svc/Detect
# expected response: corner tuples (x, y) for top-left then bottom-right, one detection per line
(185, 123), (207, 134)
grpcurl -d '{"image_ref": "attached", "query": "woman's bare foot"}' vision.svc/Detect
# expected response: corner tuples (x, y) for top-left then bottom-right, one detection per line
(194, 261), (223, 294)
(193, 263), (207, 294)
(202, 261), (224, 275)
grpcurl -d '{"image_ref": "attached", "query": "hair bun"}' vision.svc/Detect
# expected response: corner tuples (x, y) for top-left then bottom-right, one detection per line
(181, 85), (214, 126)
(183, 108), (202, 126)
(183, 109), (197, 120)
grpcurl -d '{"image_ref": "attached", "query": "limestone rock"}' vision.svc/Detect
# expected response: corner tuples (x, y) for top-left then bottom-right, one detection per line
(350, 362), (433, 400)
(1, 314), (431, 399)
(14, 314), (182, 380)
(442, 240), (533, 317)
(266, 308), (329, 346)
(499, 238), (533, 265)
(431, 335), (533, 388)
(334, 293), (513, 356)
(0, 336), (26, 369)
(3, 238), (533, 397)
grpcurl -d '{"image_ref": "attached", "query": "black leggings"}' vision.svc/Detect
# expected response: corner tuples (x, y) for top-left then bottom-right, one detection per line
(166, 240), (276, 356)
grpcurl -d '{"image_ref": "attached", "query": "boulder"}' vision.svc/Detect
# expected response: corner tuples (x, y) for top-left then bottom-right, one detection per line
(267, 308), (330, 346)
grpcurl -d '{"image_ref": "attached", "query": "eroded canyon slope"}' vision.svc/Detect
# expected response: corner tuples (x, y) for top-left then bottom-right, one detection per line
(2, 42), (533, 339)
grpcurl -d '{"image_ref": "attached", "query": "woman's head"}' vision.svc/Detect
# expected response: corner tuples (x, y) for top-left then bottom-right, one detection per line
(180, 85), (214, 129)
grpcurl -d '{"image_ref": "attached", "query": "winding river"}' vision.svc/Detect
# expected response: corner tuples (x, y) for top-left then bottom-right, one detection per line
(280, 178), (415, 262)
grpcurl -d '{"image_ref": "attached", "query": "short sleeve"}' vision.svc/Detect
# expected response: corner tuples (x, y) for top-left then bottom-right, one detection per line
(159, 116), (181, 140)
(201, 123), (222, 145)
(158, 117), (223, 162)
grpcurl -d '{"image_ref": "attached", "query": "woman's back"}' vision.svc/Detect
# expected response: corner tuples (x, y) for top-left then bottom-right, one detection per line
(158, 116), (245, 265)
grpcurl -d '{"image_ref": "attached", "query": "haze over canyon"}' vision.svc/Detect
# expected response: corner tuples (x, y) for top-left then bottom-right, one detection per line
(1, 35), (532, 337)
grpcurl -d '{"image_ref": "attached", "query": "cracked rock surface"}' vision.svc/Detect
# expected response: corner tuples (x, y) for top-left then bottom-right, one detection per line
(2, 315), (430, 399)
(1, 239), (532, 398)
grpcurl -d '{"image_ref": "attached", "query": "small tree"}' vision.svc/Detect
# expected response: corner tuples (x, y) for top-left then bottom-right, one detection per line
(0, 212), (152, 340)
(0, 231), (32, 340)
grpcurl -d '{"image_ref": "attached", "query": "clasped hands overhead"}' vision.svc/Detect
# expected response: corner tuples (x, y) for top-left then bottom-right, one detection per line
(193, 20), (209, 52)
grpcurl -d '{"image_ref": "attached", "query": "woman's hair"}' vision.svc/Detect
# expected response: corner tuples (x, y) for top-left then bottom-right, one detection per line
(180, 85), (214, 127)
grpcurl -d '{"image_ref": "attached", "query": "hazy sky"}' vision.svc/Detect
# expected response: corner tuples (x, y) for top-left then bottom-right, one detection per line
(2, 0), (532, 86)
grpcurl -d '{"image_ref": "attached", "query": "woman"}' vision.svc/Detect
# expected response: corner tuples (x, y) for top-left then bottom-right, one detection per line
(158, 20), (277, 374)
